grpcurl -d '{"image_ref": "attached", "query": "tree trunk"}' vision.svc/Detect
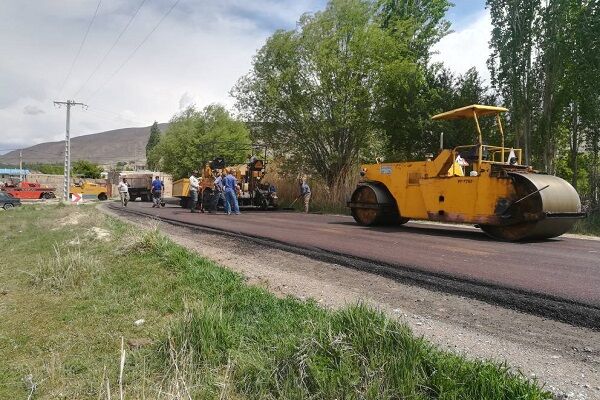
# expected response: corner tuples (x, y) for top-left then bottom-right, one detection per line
(590, 129), (599, 210)
(570, 102), (579, 190)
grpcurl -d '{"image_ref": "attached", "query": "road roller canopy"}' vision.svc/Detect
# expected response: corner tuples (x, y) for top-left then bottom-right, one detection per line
(431, 104), (509, 120)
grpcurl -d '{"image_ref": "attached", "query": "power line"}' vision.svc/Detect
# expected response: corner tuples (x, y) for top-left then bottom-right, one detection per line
(57, 0), (103, 97)
(86, 0), (181, 102)
(72, 0), (148, 99)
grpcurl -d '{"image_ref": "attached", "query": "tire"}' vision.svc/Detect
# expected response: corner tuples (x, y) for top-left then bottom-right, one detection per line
(141, 194), (150, 202)
(4, 203), (14, 210)
(42, 192), (53, 199)
(98, 193), (108, 201)
(349, 183), (407, 226)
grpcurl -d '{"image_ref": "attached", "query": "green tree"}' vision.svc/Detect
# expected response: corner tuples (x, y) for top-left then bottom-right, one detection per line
(146, 121), (161, 170)
(234, 0), (437, 187)
(487, 0), (541, 165)
(148, 104), (250, 179)
(23, 163), (64, 175)
(425, 67), (498, 151)
(72, 160), (103, 179)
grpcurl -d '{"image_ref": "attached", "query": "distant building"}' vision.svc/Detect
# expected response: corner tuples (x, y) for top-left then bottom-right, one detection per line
(0, 168), (30, 180)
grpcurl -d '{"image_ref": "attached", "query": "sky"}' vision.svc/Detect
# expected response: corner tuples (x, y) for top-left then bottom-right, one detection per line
(0, 0), (491, 156)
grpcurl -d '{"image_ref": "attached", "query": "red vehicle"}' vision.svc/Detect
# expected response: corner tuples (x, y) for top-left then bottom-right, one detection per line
(1, 181), (56, 200)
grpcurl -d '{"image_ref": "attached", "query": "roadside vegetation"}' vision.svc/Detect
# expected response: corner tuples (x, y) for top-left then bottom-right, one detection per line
(572, 211), (600, 236)
(0, 205), (552, 399)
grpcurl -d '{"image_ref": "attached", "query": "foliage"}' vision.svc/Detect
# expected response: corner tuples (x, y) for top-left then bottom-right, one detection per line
(487, 0), (600, 206)
(487, 0), (539, 165)
(146, 121), (161, 170)
(71, 160), (103, 179)
(148, 104), (251, 180)
(234, 0), (452, 187)
(376, 0), (451, 62)
(23, 163), (64, 175)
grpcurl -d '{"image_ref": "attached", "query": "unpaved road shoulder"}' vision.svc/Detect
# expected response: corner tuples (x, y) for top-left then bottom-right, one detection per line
(102, 205), (600, 400)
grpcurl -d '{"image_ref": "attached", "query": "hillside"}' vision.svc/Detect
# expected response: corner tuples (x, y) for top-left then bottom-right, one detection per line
(0, 123), (168, 166)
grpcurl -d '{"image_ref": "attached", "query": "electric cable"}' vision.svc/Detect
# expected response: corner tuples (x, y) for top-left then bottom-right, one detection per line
(86, 0), (181, 102)
(57, 0), (103, 97)
(72, 0), (148, 98)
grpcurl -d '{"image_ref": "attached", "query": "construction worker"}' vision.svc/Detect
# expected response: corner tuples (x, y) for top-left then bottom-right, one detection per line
(117, 177), (129, 207)
(189, 171), (200, 213)
(224, 168), (240, 215)
(210, 170), (226, 213)
(151, 175), (163, 208)
(300, 177), (311, 213)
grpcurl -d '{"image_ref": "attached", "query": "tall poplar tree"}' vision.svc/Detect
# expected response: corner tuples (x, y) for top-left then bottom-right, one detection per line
(487, 0), (541, 165)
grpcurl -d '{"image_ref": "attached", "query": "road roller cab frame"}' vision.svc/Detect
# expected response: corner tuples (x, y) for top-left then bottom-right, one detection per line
(348, 104), (585, 240)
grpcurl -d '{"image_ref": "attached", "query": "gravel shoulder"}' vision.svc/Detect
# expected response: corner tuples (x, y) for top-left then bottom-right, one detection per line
(101, 204), (600, 400)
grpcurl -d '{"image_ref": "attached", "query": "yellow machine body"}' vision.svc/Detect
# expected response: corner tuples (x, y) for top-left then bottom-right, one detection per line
(70, 180), (109, 201)
(349, 105), (585, 240)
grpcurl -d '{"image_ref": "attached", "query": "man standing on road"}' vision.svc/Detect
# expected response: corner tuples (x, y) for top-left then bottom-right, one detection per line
(224, 169), (240, 215)
(151, 175), (163, 208)
(189, 171), (200, 213)
(118, 177), (130, 207)
(210, 171), (226, 213)
(300, 177), (311, 213)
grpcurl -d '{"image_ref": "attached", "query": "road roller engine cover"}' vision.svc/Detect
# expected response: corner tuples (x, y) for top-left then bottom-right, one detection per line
(348, 104), (585, 241)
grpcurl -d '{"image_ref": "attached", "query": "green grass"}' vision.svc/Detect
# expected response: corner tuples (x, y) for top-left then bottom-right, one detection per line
(571, 211), (600, 236)
(0, 205), (552, 399)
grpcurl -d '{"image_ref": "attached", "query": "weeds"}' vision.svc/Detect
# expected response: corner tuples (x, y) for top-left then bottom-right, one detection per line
(0, 205), (552, 399)
(31, 243), (100, 292)
(572, 211), (600, 236)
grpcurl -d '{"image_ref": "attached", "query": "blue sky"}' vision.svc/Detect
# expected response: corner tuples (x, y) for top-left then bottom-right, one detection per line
(0, 0), (493, 154)
(447, 0), (487, 29)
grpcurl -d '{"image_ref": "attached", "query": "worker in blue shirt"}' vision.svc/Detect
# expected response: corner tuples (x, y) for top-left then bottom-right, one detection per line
(223, 169), (241, 215)
(151, 175), (164, 208)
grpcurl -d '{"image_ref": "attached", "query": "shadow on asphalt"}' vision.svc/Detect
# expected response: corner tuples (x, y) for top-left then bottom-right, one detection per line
(328, 220), (558, 244)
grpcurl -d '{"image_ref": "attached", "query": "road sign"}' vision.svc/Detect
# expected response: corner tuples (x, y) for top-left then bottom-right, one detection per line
(71, 193), (82, 204)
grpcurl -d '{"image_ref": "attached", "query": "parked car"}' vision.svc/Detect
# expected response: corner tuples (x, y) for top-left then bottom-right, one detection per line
(0, 192), (22, 209)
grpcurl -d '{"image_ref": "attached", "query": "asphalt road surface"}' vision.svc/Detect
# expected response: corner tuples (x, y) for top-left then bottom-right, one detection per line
(110, 201), (600, 321)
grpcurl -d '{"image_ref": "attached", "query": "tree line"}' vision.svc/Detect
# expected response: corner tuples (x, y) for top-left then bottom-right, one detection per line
(150, 0), (598, 210)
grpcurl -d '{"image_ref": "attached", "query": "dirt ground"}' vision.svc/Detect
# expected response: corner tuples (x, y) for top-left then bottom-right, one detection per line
(102, 205), (600, 400)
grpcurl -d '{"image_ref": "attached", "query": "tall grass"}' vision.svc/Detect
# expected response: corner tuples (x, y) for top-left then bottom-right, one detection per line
(31, 244), (100, 292)
(0, 205), (552, 399)
(571, 210), (600, 236)
(266, 163), (359, 214)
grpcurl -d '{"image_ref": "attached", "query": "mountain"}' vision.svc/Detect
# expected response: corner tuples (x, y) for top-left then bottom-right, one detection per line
(0, 123), (168, 167)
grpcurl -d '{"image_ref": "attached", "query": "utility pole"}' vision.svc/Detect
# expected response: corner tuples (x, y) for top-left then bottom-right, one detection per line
(19, 150), (23, 181)
(54, 100), (87, 201)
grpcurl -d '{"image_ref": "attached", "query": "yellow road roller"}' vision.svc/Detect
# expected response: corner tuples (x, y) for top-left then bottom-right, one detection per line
(348, 104), (585, 240)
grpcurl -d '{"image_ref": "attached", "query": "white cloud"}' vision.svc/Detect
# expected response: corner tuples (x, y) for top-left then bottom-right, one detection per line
(0, 0), (325, 150)
(431, 10), (492, 82)
(23, 105), (45, 115)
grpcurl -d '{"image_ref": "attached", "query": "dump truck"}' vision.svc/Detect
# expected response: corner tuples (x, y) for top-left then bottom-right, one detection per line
(121, 173), (152, 202)
(347, 104), (585, 241)
(1, 180), (56, 200)
(173, 157), (278, 210)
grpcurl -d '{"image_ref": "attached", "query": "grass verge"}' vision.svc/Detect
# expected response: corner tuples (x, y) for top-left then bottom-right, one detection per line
(571, 211), (600, 236)
(0, 204), (552, 399)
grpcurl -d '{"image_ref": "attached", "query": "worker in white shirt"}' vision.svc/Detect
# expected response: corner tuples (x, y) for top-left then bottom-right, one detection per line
(189, 171), (200, 213)
(117, 177), (130, 207)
